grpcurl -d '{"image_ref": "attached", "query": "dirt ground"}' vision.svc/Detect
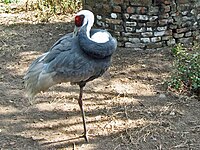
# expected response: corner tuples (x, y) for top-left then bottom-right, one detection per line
(0, 10), (200, 150)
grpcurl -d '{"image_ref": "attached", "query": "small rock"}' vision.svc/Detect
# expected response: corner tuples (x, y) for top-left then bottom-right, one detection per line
(111, 13), (117, 19)
(159, 94), (166, 99)
(169, 111), (175, 116)
(141, 64), (146, 68)
(96, 15), (102, 20)
(95, 115), (102, 121)
(9, 100), (14, 103)
(9, 142), (16, 145)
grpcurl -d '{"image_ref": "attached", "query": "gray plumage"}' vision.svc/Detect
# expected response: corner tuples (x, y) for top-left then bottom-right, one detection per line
(24, 27), (117, 98)
(24, 10), (117, 142)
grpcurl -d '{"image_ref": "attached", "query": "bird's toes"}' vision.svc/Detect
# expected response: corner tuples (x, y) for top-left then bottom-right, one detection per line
(83, 134), (89, 143)
(80, 132), (89, 143)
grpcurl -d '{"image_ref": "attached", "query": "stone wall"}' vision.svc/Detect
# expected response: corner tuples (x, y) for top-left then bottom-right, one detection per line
(83, 0), (200, 49)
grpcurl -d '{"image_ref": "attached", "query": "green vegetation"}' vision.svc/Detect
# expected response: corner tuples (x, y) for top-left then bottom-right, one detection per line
(0, 0), (82, 22)
(1, 0), (19, 4)
(167, 44), (200, 97)
(36, 0), (81, 14)
(1, 0), (81, 12)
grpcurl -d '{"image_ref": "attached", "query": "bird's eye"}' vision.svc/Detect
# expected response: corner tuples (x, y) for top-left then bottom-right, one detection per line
(75, 15), (85, 27)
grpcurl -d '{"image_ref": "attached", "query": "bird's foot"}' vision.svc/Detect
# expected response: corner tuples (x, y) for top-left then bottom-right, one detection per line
(81, 132), (89, 143)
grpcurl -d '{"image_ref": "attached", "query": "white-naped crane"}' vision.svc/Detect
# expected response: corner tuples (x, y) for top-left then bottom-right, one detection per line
(24, 10), (117, 142)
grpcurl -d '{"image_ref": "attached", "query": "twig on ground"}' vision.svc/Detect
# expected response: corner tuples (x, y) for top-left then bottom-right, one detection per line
(114, 144), (120, 150)
(124, 105), (129, 120)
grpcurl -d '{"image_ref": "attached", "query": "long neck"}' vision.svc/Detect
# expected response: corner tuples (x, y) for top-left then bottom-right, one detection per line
(84, 20), (92, 40)
(78, 25), (117, 59)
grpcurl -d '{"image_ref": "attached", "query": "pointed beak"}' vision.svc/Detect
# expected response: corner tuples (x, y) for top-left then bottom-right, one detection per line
(73, 26), (79, 37)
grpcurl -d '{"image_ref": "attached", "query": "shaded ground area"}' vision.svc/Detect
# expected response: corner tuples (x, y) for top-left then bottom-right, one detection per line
(0, 11), (200, 150)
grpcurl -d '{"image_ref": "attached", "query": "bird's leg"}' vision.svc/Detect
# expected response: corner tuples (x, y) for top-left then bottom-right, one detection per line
(78, 83), (89, 142)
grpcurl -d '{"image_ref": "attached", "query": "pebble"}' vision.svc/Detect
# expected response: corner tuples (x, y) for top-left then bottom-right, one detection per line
(159, 93), (166, 99)
(169, 111), (175, 116)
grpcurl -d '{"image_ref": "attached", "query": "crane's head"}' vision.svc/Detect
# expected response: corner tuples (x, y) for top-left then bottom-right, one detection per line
(73, 10), (94, 37)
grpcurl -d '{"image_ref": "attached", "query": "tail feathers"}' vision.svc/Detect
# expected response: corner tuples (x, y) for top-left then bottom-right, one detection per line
(24, 62), (56, 99)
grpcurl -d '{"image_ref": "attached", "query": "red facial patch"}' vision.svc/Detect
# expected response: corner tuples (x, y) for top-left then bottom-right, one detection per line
(75, 15), (85, 27)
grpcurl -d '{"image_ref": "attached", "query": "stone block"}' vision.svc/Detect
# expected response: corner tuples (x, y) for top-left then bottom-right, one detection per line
(105, 18), (122, 24)
(151, 37), (161, 42)
(128, 38), (140, 43)
(126, 21), (137, 27)
(195, 35), (200, 42)
(127, 6), (135, 14)
(103, 4), (110, 12)
(197, 14), (200, 20)
(179, 0), (190, 4)
(147, 22), (157, 27)
(136, 7), (148, 14)
(185, 31), (192, 37)
(147, 27), (153, 31)
(122, 32), (140, 37)
(96, 20), (106, 27)
(181, 11), (188, 15)
(191, 9), (197, 15)
(182, 16), (193, 22)
(114, 31), (121, 36)
(138, 23), (146, 27)
(164, 30), (173, 36)
(125, 42), (134, 48)
(149, 6), (159, 15)
(191, 22), (198, 30)
(123, 13), (130, 19)
(113, 6), (121, 13)
(193, 30), (200, 36)
(162, 13), (170, 19)
(164, 5), (171, 13)
(167, 38), (176, 46)
(96, 15), (102, 20)
(169, 24), (178, 29)
(111, 13), (118, 19)
(181, 21), (192, 28)
(115, 25), (124, 31)
(130, 14), (149, 21)
(122, 37), (128, 42)
(158, 19), (172, 25)
(126, 27), (133, 32)
(149, 16), (158, 21)
(141, 38), (151, 43)
(162, 36), (171, 40)
(173, 33), (184, 38)
(141, 32), (153, 37)
(153, 0), (163, 6)
(171, 3), (177, 13)
(136, 27), (146, 32)
(113, 0), (123, 5)
(157, 26), (167, 31)
(122, 32), (132, 37)
(176, 27), (188, 33)
(164, 0), (170, 5)
(178, 37), (193, 44)
(154, 31), (165, 36)
(130, 0), (151, 6)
